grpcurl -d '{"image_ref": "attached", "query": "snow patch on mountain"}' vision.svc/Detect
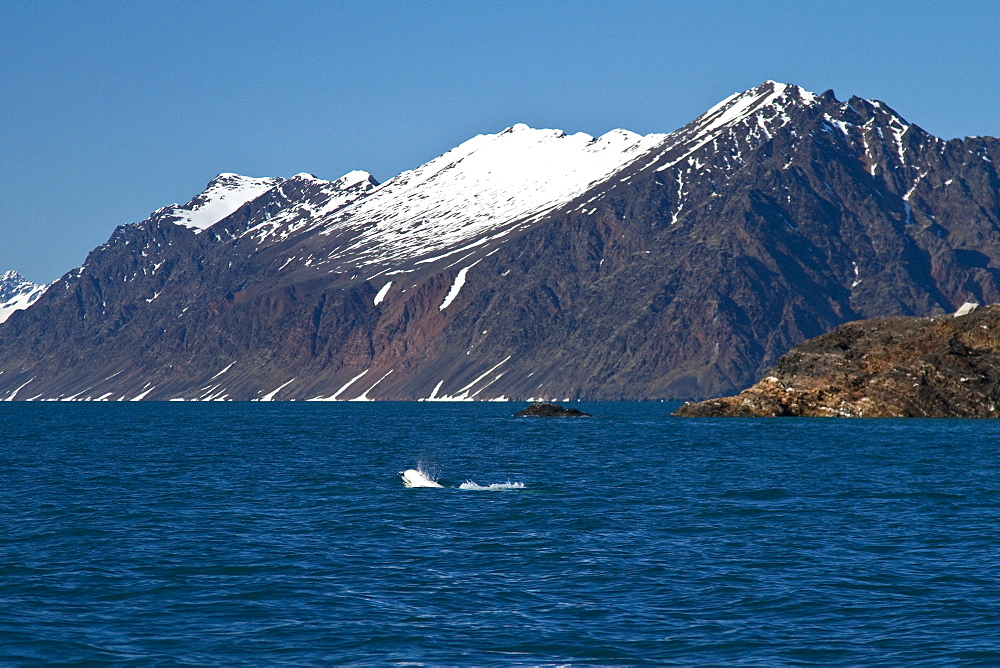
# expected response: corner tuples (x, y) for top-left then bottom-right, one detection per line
(0, 271), (47, 324)
(373, 281), (392, 305)
(440, 261), (480, 310)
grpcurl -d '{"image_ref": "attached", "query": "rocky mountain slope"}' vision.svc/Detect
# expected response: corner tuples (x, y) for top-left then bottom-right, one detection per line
(1, 81), (999, 401)
(673, 304), (1000, 418)
(0, 271), (47, 325)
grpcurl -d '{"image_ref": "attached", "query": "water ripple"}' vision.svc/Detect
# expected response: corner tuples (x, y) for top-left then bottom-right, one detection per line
(3, 403), (1000, 664)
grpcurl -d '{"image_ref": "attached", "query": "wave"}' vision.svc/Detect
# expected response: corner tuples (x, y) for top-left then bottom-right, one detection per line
(458, 480), (525, 491)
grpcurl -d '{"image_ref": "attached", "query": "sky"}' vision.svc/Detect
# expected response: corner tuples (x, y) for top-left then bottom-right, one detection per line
(3, 0), (999, 284)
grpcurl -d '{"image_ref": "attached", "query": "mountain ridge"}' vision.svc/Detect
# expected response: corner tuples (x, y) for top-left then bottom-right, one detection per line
(2, 81), (998, 401)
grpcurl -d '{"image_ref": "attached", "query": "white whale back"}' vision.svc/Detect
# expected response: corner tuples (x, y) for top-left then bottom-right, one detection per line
(401, 469), (444, 488)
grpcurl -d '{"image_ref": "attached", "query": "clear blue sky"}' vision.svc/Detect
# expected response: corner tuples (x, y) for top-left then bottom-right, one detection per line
(3, 0), (998, 283)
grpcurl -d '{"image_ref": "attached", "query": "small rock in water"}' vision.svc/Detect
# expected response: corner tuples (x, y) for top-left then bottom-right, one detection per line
(514, 402), (591, 417)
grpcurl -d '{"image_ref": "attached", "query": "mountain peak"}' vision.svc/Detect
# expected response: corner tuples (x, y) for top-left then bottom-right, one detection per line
(0, 270), (47, 325)
(332, 170), (379, 189)
(0, 269), (25, 284)
(157, 174), (283, 232)
(694, 81), (821, 133)
(204, 172), (277, 190)
(502, 123), (532, 133)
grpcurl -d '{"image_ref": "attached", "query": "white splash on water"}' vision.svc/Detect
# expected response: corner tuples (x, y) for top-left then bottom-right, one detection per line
(400, 466), (524, 490)
(458, 481), (526, 491)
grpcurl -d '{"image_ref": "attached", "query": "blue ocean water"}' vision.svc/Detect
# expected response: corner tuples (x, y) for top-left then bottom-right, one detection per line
(2, 402), (1000, 665)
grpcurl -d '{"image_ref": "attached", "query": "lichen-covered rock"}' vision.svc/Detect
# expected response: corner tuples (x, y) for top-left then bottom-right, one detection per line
(674, 305), (1000, 418)
(514, 402), (591, 417)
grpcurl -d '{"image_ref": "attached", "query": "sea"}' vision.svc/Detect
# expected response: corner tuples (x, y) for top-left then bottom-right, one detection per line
(3, 401), (1000, 665)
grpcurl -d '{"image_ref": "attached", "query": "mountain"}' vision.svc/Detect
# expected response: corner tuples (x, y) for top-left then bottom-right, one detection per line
(0, 271), (47, 325)
(1, 81), (999, 401)
(673, 304), (1000, 418)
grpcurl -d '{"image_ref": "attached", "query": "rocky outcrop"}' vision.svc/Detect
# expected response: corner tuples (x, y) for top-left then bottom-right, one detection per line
(514, 403), (591, 417)
(673, 304), (1000, 417)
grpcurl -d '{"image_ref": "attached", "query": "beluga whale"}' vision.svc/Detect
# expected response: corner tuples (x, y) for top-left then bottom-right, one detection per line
(400, 469), (444, 488)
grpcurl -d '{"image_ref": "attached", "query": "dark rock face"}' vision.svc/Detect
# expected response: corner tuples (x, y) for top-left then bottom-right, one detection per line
(674, 304), (1000, 418)
(1, 82), (1000, 402)
(514, 403), (591, 417)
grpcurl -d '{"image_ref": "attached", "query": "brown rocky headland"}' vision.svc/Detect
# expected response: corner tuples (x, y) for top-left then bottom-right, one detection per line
(673, 304), (1000, 418)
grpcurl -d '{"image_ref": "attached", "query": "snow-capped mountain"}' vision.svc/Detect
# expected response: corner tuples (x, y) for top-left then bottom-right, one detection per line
(1, 81), (998, 401)
(0, 271), (47, 324)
